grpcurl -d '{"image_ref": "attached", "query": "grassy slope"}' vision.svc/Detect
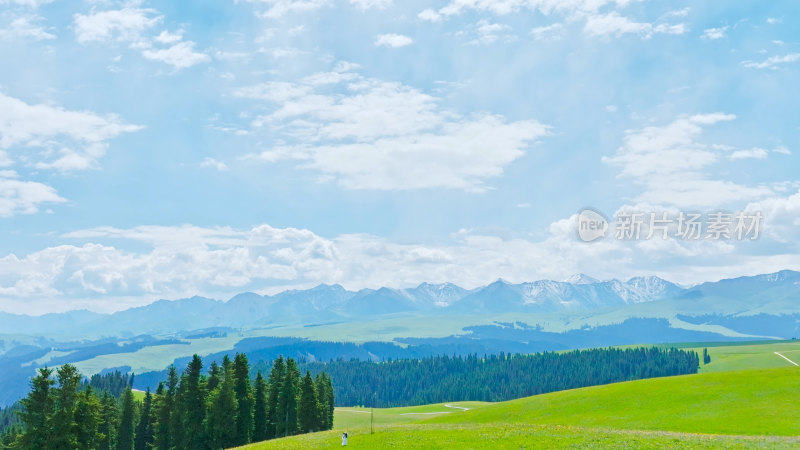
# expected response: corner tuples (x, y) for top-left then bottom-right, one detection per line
(241, 362), (800, 448)
(429, 367), (800, 435)
(696, 341), (800, 373)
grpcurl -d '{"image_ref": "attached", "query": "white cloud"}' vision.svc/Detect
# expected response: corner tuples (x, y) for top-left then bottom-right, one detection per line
(742, 53), (800, 69)
(664, 7), (689, 18)
(349, 0), (391, 10)
(0, 0), (53, 7)
(766, 17), (782, 25)
(200, 157), (229, 171)
(3, 217), (799, 313)
(730, 148), (768, 160)
(603, 113), (773, 207)
(0, 16), (55, 41)
(584, 12), (685, 38)
(702, 26), (728, 40)
(73, 7), (162, 44)
(773, 146), (791, 155)
(0, 171), (65, 217)
(235, 70), (549, 191)
(530, 23), (564, 41)
(141, 40), (211, 69)
(242, 0), (331, 18)
(418, 8), (441, 22)
(470, 19), (514, 44)
(374, 33), (412, 48)
(0, 92), (143, 172)
(73, 7), (209, 70)
(154, 30), (182, 44)
(420, 1), (684, 40)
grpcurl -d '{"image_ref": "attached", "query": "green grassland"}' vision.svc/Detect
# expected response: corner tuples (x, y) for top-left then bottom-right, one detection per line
(694, 340), (800, 373)
(240, 343), (800, 449)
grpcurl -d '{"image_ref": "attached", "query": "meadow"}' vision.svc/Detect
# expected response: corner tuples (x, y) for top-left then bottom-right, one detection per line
(239, 341), (800, 449)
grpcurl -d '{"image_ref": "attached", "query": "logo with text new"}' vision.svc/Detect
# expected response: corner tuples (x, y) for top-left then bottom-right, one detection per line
(577, 209), (608, 242)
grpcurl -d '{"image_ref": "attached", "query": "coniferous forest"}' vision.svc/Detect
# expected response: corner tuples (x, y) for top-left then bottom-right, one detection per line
(299, 347), (699, 407)
(0, 354), (334, 449)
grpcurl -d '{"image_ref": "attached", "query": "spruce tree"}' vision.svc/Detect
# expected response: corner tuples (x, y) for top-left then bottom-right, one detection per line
(253, 372), (268, 442)
(298, 371), (321, 433)
(205, 364), (238, 449)
(207, 361), (222, 392)
(51, 364), (82, 449)
(97, 391), (119, 450)
(75, 387), (102, 449)
(117, 387), (135, 450)
(276, 358), (300, 437)
(134, 388), (155, 450)
(19, 367), (55, 449)
(182, 354), (206, 449)
(233, 353), (254, 445)
(265, 357), (285, 439)
(153, 381), (171, 450)
(315, 373), (334, 430)
(169, 368), (186, 449)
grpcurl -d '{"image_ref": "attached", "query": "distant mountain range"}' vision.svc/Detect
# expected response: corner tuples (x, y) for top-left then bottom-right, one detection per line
(2, 271), (798, 339)
(1, 270), (799, 408)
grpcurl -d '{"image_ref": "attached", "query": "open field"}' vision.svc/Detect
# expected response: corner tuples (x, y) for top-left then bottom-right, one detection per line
(694, 341), (800, 373)
(240, 365), (800, 449)
(239, 424), (800, 449)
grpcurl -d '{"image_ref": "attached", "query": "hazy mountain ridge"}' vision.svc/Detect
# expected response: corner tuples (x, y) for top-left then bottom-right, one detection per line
(1, 271), (798, 339)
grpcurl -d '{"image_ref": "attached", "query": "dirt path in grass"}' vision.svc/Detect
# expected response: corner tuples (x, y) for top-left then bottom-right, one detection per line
(444, 404), (471, 411)
(774, 351), (799, 366)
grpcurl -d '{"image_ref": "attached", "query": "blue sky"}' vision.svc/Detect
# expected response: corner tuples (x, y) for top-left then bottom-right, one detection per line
(1, 0), (799, 313)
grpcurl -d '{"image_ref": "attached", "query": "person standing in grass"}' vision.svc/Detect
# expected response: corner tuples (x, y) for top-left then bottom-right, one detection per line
(342, 431), (348, 446)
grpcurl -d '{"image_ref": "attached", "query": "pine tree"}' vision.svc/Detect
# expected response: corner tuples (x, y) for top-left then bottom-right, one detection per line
(19, 367), (55, 449)
(276, 358), (300, 437)
(207, 361), (222, 392)
(205, 364), (238, 449)
(51, 364), (82, 449)
(134, 388), (155, 450)
(298, 371), (321, 433)
(117, 387), (135, 450)
(153, 381), (171, 450)
(75, 387), (102, 449)
(233, 353), (254, 445)
(168, 366), (185, 450)
(265, 357), (285, 439)
(315, 373), (334, 430)
(97, 391), (119, 450)
(253, 372), (268, 442)
(182, 354), (206, 449)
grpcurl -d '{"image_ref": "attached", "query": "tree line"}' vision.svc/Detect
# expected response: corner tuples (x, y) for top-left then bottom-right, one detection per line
(296, 346), (699, 407)
(1, 354), (333, 449)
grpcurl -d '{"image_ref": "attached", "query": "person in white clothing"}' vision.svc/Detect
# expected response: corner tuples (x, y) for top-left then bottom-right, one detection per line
(342, 431), (348, 446)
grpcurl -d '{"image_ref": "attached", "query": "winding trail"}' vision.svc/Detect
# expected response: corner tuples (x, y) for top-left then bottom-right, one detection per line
(444, 404), (471, 411)
(774, 352), (799, 366)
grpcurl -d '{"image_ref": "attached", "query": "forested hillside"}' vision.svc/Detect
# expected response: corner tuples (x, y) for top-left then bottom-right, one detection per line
(0, 354), (333, 449)
(292, 347), (699, 407)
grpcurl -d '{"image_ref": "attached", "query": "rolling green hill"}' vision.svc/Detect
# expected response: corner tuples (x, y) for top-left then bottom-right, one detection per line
(240, 365), (800, 449)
